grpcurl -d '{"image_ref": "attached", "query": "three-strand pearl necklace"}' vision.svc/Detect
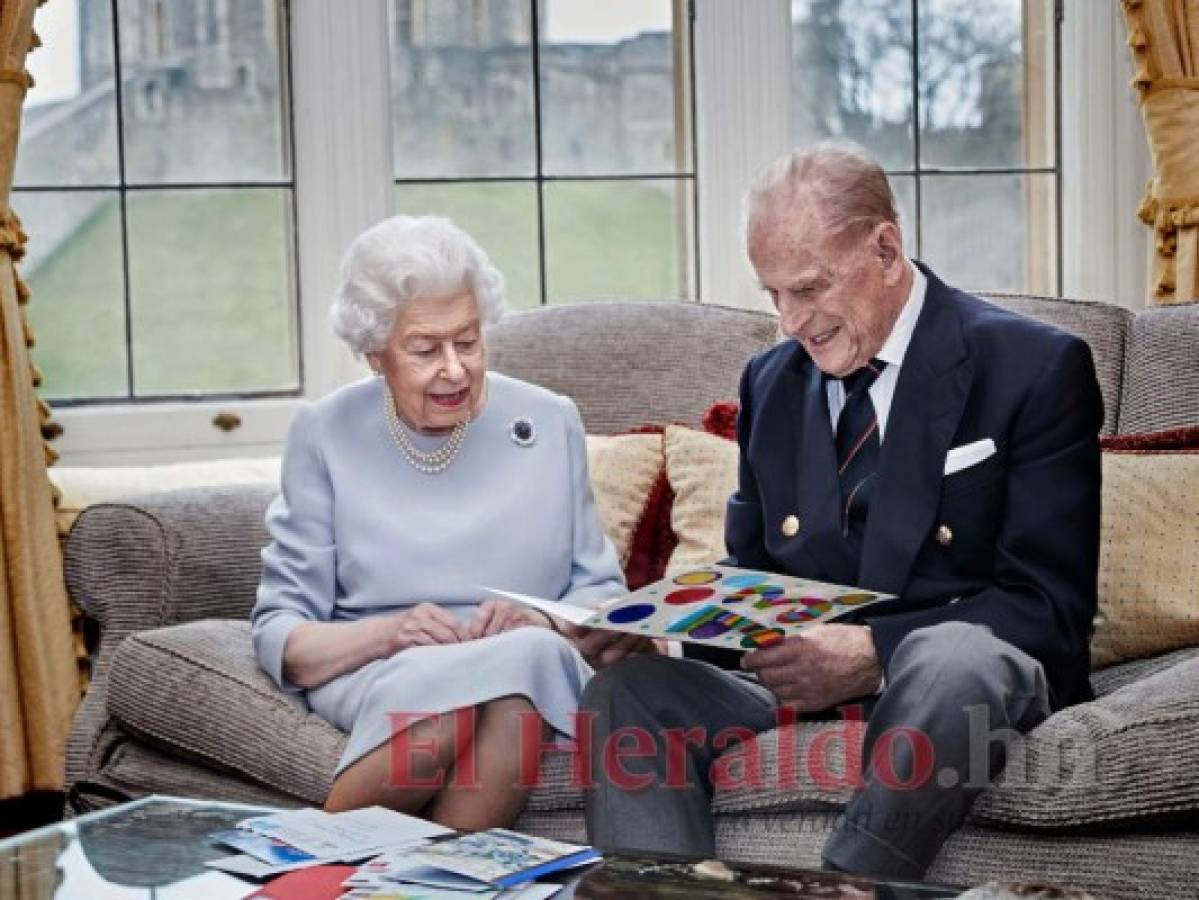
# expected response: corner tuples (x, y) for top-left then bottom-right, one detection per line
(385, 391), (469, 475)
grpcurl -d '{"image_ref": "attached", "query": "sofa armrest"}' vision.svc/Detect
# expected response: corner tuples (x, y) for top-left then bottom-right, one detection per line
(64, 484), (276, 635)
(63, 484), (276, 792)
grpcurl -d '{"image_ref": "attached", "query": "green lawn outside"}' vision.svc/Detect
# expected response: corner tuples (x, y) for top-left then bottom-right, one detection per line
(26, 180), (688, 401)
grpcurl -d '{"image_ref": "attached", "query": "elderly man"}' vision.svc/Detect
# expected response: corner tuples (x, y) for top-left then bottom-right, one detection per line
(579, 142), (1102, 878)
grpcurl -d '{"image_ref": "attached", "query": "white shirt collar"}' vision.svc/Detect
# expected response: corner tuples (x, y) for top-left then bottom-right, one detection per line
(874, 260), (926, 370)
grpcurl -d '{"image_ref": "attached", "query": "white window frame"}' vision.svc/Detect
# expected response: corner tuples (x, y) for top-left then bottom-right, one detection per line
(49, 0), (1150, 465)
(52, 0), (388, 465)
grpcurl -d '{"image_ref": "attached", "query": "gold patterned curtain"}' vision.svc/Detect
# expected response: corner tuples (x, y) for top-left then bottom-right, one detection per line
(0, 0), (78, 800)
(1122, 0), (1199, 304)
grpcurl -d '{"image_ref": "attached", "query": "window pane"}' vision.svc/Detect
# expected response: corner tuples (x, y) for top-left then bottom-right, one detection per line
(17, 1), (119, 186)
(395, 181), (541, 308)
(920, 173), (1056, 294)
(917, 0), (1054, 168)
(118, 0), (289, 184)
(791, 0), (914, 170)
(543, 179), (693, 301)
(18, 191), (128, 399)
(539, 0), (688, 176)
(390, 0), (535, 178)
(889, 174), (917, 252)
(126, 189), (295, 395)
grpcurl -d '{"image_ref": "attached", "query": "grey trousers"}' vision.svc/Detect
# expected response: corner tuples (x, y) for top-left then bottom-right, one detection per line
(580, 621), (1051, 880)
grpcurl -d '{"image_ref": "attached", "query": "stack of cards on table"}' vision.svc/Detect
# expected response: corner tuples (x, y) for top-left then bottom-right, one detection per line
(342, 829), (596, 898)
(206, 807), (595, 899)
(207, 806), (453, 878)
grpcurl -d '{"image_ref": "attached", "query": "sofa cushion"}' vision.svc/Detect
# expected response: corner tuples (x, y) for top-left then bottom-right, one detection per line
(106, 619), (608, 813)
(716, 810), (1199, 900)
(708, 650), (1199, 830)
(80, 729), (307, 812)
(487, 302), (780, 434)
(106, 619), (343, 804)
(1090, 646), (1199, 697)
(585, 432), (665, 569)
(1117, 300), (1199, 434)
(662, 425), (739, 575)
(1091, 436), (1199, 666)
(970, 651), (1199, 828)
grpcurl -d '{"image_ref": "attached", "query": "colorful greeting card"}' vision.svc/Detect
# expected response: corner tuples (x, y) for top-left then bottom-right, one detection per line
(486, 565), (898, 651)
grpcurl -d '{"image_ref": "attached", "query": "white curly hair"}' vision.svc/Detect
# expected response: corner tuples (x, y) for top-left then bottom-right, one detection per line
(329, 215), (505, 358)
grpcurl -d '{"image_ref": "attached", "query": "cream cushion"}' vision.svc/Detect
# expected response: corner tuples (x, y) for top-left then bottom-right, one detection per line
(662, 425), (739, 575)
(51, 459), (282, 539)
(584, 433), (664, 565)
(1092, 450), (1199, 666)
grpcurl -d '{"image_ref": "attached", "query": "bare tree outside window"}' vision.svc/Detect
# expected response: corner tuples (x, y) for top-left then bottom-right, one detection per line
(791, 0), (1058, 295)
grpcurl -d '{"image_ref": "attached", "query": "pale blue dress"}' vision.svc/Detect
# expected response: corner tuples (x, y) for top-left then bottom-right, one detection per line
(251, 372), (626, 774)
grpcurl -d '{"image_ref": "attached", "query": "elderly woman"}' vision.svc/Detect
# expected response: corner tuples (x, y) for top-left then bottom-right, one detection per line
(251, 215), (645, 830)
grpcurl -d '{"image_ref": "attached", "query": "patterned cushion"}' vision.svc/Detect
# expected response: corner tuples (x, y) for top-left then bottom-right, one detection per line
(585, 433), (665, 568)
(662, 425), (740, 575)
(1092, 435), (1199, 666)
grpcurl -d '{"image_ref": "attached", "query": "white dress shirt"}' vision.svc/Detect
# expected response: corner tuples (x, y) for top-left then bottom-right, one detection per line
(825, 261), (927, 443)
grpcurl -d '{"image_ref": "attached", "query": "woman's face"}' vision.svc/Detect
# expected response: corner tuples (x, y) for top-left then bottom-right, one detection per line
(367, 291), (487, 434)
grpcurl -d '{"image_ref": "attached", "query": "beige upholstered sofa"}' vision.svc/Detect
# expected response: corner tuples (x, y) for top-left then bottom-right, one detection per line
(62, 298), (1199, 898)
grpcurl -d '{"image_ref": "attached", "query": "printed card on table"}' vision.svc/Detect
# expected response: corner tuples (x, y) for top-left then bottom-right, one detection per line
(404, 828), (598, 889)
(486, 565), (898, 651)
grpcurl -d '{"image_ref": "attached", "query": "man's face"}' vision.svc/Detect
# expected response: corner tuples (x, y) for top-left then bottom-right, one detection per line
(748, 203), (907, 378)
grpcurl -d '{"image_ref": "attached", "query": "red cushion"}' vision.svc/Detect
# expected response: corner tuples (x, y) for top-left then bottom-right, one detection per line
(619, 424), (677, 590)
(1100, 426), (1199, 454)
(702, 400), (739, 442)
(619, 407), (742, 589)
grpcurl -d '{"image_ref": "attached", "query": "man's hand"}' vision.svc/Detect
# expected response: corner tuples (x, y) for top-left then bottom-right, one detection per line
(567, 625), (658, 669)
(742, 624), (882, 712)
(467, 599), (558, 639)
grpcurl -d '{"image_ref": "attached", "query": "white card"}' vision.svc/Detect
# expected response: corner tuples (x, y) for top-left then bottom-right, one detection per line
(478, 587), (597, 626)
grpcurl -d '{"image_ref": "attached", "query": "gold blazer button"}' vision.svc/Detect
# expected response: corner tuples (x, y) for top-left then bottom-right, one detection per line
(936, 524), (954, 546)
(781, 515), (800, 537)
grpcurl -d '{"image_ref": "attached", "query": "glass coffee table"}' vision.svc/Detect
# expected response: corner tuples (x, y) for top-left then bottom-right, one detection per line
(0, 794), (1014, 899)
(0, 794), (280, 898)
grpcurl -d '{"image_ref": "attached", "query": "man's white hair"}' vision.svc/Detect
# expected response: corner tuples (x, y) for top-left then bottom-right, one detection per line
(743, 140), (902, 248)
(330, 215), (505, 358)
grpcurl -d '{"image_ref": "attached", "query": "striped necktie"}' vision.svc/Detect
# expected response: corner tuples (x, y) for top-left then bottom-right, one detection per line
(835, 359), (887, 550)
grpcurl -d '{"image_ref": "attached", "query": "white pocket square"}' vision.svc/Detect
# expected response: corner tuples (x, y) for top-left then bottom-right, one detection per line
(944, 438), (997, 476)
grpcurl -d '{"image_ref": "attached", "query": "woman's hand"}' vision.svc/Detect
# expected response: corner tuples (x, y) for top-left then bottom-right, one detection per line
(467, 599), (558, 639)
(387, 602), (470, 652)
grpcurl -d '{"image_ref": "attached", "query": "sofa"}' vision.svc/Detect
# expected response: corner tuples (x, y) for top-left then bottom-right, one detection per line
(62, 297), (1199, 898)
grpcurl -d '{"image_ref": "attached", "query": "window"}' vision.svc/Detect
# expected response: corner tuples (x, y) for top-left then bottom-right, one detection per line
(19, 1), (1131, 463)
(790, 0), (1059, 294)
(388, 0), (697, 307)
(16, 0), (297, 406)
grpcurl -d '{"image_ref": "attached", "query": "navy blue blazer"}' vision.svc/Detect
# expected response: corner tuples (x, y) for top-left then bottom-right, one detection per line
(723, 264), (1103, 710)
